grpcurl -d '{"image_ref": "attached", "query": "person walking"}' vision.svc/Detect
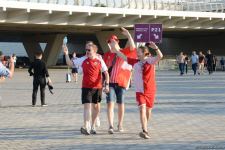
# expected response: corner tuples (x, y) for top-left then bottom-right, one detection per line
(176, 52), (185, 75)
(110, 40), (163, 139)
(71, 51), (78, 82)
(28, 52), (52, 107)
(191, 51), (199, 75)
(198, 51), (205, 75)
(205, 50), (214, 75)
(63, 42), (109, 135)
(213, 55), (218, 72)
(103, 27), (136, 134)
(184, 54), (189, 74)
(220, 57), (225, 71)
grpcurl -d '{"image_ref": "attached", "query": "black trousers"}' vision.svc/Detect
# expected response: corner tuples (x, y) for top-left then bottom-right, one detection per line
(207, 63), (213, 74)
(192, 63), (198, 75)
(32, 77), (46, 105)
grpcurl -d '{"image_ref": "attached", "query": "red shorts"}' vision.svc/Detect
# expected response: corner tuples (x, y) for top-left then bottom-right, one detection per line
(136, 92), (156, 108)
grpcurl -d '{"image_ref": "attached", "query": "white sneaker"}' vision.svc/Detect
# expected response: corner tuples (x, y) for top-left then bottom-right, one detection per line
(96, 116), (100, 127)
(117, 125), (124, 132)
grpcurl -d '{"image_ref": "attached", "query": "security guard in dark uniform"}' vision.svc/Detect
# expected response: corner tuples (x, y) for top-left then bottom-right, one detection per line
(28, 52), (52, 107)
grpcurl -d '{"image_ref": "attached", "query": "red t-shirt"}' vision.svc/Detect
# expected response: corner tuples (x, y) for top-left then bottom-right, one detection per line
(127, 57), (159, 94)
(73, 56), (108, 89)
(103, 47), (137, 88)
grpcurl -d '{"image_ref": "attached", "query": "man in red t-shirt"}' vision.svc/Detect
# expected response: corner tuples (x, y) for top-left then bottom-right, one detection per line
(63, 42), (109, 135)
(103, 27), (137, 134)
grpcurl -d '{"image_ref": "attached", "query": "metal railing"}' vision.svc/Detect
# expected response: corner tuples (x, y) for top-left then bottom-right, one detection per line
(5, 0), (225, 12)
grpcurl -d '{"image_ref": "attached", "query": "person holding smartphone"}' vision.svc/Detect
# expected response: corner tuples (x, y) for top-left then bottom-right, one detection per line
(0, 51), (14, 82)
(63, 42), (109, 135)
(109, 40), (163, 139)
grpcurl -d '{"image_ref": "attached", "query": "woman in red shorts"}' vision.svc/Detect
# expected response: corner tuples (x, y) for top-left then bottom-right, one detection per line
(109, 40), (163, 139)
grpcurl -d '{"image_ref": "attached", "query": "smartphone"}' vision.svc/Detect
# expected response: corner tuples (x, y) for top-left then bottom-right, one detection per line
(63, 36), (68, 45)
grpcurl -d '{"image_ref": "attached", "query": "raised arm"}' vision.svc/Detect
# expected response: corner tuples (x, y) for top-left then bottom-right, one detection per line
(147, 42), (163, 60)
(8, 56), (14, 78)
(121, 27), (135, 51)
(62, 45), (73, 67)
(110, 39), (127, 61)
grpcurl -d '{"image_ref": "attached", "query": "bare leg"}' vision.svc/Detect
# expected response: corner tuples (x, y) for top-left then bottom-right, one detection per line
(118, 103), (125, 128)
(139, 105), (148, 132)
(83, 103), (91, 130)
(146, 108), (152, 122)
(91, 103), (100, 129)
(107, 102), (114, 128)
(74, 73), (78, 82)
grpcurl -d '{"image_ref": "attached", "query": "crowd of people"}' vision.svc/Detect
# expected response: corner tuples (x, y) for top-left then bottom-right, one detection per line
(61, 28), (163, 139)
(0, 28), (163, 139)
(176, 50), (224, 76)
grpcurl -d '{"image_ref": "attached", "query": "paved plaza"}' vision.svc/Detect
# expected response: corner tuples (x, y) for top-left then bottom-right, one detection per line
(0, 69), (225, 150)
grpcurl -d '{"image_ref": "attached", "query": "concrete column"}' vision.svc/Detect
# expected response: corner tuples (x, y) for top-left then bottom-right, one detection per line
(42, 34), (66, 66)
(22, 37), (43, 62)
(23, 34), (66, 66)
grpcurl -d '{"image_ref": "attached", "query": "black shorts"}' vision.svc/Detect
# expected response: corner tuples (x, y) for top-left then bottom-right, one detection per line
(81, 88), (102, 104)
(72, 68), (78, 73)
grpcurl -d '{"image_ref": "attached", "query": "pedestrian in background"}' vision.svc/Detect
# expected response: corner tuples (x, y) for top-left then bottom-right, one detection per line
(198, 51), (205, 75)
(205, 50), (214, 75)
(28, 52), (52, 107)
(184, 54), (189, 74)
(71, 51), (78, 82)
(191, 51), (199, 75)
(176, 52), (185, 75)
(213, 55), (218, 72)
(220, 57), (225, 71)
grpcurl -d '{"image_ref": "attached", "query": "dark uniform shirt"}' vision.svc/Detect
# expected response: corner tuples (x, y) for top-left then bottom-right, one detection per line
(28, 59), (49, 78)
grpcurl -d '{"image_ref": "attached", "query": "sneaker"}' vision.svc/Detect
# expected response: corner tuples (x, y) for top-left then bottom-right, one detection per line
(96, 117), (101, 127)
(139, 131), (150, 139)
(117, 125), (124, 132)
(32, 105), (36, 107)
(80, 127), (90, 135)
(108, 126), (114, 134)
(41, 104), (48, 107)
(90, 128), (97, 135)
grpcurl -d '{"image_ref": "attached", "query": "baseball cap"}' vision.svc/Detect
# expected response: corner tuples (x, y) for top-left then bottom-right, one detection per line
(107, 35), (119, 43)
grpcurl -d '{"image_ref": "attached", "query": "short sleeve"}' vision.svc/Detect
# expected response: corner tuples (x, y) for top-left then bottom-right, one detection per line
(0, 62), (10, 78)
(146, 56), (160, 65)
(127, 58), (138, 66)
(72, 56), (87, 68)
(99, 58), (108, 72)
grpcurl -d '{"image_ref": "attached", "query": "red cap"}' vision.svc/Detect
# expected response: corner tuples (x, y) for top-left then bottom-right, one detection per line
(107, 35), (119, 43)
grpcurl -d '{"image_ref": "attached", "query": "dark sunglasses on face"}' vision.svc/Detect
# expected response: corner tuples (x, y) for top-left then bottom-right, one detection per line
(85, 49), (91, 52)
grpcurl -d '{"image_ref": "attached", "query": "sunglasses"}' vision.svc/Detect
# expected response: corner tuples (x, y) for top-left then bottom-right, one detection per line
(85, 49), (91, 52)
